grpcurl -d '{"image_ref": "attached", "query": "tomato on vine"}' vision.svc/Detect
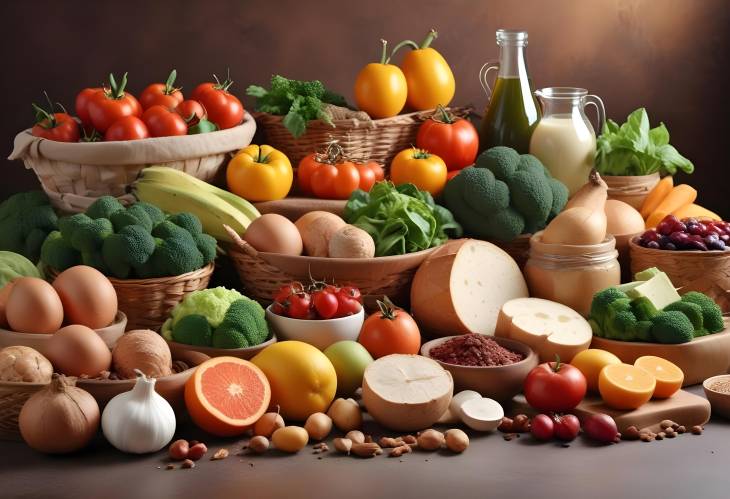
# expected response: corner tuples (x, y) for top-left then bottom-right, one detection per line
(191, 71), (244, 130)
(313, 289), (339, 319)
(139, 69), (184, 110)
(30, 94), (79, 143)
(175, 99), (206, 126)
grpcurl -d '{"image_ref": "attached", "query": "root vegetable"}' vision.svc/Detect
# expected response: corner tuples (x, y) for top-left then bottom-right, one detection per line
(444, 429), (469, 453)
(417, 429), (445, 451)
(333, 437), (353, 454)
(19, 374), (100, 454)
(112, 329), (172, 379)
(297, 213), (346, 257)
(253, 409), (285, 438)
(327, 398), (362, 432)
(304, 412), (333, 441)
(328, 225), (375, 259)
(272, 426), (309, 453)
(345, 430), (365, 444)
(248, 435), (270, 454)
(583, 414), (618, 444)
(0, 345), (52, 383)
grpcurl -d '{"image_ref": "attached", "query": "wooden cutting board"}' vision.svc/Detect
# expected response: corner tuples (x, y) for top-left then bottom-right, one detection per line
(510, 390), (711, 433)
(254, 197), (346, 221)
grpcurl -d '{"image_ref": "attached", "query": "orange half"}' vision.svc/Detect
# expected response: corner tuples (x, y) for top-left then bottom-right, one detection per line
(185, 356), (271, 436)
(599, 363), (656, 410)
(634, 356), (684, 399)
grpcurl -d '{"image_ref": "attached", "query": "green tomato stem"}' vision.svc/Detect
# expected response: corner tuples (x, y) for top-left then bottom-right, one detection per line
(377, 295), (398, 320)
(420, 29), (438, 49)
(412, 148), (432, 160)
(164, 69), (178, 95)
(387, 39), (419, 63)
(552, 354), (562, 373)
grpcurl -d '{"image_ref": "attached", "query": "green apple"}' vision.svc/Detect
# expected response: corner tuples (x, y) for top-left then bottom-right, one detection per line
(324, 340), (374, 396)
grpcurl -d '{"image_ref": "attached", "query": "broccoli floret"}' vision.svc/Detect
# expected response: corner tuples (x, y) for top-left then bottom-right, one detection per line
(589, 287), (629, 333)
(110, 206), (153, 232)
(132, 256), (160, 279)
(85, 196), (124, 220)
(101, 234), (131, 278)
(475, 146), (520, 181)
(443, 177), (494, 239)
(152, 220), (195, 243)
(664, 300), (704, 335)
(517, 154), (547, 177)
(151, 237), (204, 276)
(170, 287), (246, 328)
(485, 206), (526, 242)
(0, 192), (59, 263)
(604, 298), (637, 341)
(650, 311), (694, 344)
(70, 218), (113, 252)
(508, 169), (553, 225)
(212, 299), (270, 348)
(119, 225), (157, 266)
(172, 314), (213, 346)
(631, 296), (659, 322)
(548, 178), (569, 219)
(193, 233), (217, 265)
(461, 168), (510, 216)
(0, 191), (49, 219)
(81, 250), (109, 274)
(40, 231), (80, 271)
(133, 202), (165, 225)
(635, 320), (654, 342)
(167, 212), (203, 235)
(24, 228), (49, 263)
(681, 291), (724, 333)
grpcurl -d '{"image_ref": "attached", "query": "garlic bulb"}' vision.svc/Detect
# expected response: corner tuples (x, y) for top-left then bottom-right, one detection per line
(101, 369), (176, 454)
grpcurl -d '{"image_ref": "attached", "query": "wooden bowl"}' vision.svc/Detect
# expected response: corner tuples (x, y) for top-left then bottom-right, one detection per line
(604, 173), (660, 210)
(166, 334), (276, 361)
(591, 325), (730, 386)
(76, 349), (209, 411)
(703, 374), (730, 419)
(253, 197), (346, 222)
(0, 311), (128, 357)
(420, 336), (538, 402)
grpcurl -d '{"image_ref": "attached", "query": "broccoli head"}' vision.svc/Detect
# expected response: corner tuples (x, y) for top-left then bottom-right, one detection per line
(193, 233), (217, 265)
(40, 231), (81, 271)
(508, 169), (553, 225)
(81, 250), (110, 274)
(475, 146), (519, 181)
(460, 167), (510, 216)
(603, 298), (638, 341)
(171, 314), (212, 346)
(111, 206), (153, 232)
(150, 236), (204, 276)
(101, 224), (156, 278)
(70, 217), (113, 252)
(631, 296), (659, 322)
(681, 291), (725, 333)
(650, 311), (694, 344)
(664, 300), (704, 335)
(133, 202), (165, 225)
(590, 287), (630, 333)
(212, 299), (270, 348)
(85, 196), (124, 220)
(152, 220), (195, 242)
(0, 192), (58, 262)
(167, 212), (203, 235)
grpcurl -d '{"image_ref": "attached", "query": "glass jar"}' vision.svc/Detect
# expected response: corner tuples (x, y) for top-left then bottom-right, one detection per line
(524, 232), (620, 316)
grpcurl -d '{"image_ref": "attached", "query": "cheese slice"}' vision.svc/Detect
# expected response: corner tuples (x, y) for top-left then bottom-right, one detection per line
(362, 354), (453, 432)
(411, 239), (528, 335)
(496, 297), (591, 362)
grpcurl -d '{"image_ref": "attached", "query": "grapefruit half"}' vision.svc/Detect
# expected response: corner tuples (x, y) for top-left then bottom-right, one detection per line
(185, 356), (271, 436)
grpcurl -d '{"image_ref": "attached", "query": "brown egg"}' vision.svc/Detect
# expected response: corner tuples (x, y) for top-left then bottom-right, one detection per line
(243, 213), (303, 255)
(0, 281), (15, 328)
(53, 265), (118, 329)
(6, 277), (64, 334)
(47, 325), (112, 377)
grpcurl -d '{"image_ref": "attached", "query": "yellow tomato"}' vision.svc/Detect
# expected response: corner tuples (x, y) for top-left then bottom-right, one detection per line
(570, 349), (621, 393)
(251, 341), (337, 421)
(354, 40), (407, 119)
(390, 148), (447, 196)
(226, 144), (293, 202)
(400, 29), (455, 110)
(599, 363), (656, 410)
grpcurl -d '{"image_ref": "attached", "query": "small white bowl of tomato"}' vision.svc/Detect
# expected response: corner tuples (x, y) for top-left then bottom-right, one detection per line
(264, 282), (365, 350)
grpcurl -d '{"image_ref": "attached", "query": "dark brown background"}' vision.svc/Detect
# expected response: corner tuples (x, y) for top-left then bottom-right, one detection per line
(1, 0), (728, 213)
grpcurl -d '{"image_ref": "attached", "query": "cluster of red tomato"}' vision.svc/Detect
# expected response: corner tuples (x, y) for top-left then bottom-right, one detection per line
(271, 281), (363, 320)
(31, 70), (244, 143)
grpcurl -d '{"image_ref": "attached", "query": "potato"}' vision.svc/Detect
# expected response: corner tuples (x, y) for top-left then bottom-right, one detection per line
(271, 426), (309, 453)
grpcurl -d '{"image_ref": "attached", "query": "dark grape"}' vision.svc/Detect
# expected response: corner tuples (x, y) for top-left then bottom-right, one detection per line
(670, 231), (690, 246)
(646, 241), (660, 249)
(656, 220), (673, 236)
(664, 242), (677, 250)
(642, 229), (659, 242)
(687, 222), (707, 236)
(708, 239), (727, 251)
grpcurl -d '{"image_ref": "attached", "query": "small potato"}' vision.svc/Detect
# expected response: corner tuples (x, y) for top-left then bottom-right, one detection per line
(445, 429), (469, 453)
(327, 398), (362, 432)
(417, 429), (445, 451)
(254, 411), (285, 438)
(304, 412), (333, 441)
(272, 426), (309, 453)
(248, 436), (270, 454)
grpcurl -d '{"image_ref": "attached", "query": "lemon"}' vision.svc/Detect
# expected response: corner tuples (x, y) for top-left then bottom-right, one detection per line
(571, 349), (621, 392)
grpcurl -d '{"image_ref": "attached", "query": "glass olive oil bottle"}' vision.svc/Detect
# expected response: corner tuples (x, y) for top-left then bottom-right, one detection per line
(479, 30), (541, 153)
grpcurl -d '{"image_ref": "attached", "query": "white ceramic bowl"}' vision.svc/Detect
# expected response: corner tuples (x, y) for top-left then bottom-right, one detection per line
(265, 305), (364, 351)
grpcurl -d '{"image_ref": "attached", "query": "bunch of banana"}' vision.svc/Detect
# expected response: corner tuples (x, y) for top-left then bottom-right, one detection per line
(133, 166), (260, 242)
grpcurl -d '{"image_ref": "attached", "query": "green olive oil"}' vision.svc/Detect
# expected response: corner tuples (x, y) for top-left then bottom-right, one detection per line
(479, 76), (541, 153)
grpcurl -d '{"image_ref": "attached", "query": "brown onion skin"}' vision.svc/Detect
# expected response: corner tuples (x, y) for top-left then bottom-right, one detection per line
(112, 330), (172, 380)
(19, 374), (100, 453)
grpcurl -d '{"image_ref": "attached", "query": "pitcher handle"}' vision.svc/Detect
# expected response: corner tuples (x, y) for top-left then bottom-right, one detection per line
(584, 94), (606, 134)
(479, 60), (500, 100)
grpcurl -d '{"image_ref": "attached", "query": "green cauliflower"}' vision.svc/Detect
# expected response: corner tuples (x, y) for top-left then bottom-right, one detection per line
(0, 191), (58, 262)
(681, 291), (724, 334)
(650, 311), (694, 344)
(212, 298), (270, 348)
(171, 314), (213, 346)
(664, 300), (704, 336)
(40, 231), (81, 271)
(167, 212), (203, 235)
(442, 146), (568, 242)
(85, 196), (125, 220)
(170, 287), (246, 329)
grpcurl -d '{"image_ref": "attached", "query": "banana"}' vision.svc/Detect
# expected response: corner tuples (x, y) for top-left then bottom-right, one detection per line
(133, 180), (252, 242)
(140, 166), (261, 221)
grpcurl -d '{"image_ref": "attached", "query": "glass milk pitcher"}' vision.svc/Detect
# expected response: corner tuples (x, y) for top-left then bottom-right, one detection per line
(529, 87), (605, 196)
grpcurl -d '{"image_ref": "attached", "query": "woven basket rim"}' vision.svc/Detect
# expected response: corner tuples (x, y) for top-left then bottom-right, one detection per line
(252, 106), (472, 128)
(47, 262), (214, 284)
(228, 243), (436, 265)
(629, 236), (730, 258)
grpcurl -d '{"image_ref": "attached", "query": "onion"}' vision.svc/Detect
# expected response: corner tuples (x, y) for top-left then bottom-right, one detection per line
(0, 346), (52, 383)
(112, 329), (172, 379)
(19, 374), (100, 453)
(542, 207), (607, 245)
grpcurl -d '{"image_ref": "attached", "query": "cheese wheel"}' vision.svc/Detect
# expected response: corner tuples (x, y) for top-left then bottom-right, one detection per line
(496, 297), (592, 362)
(411, 239), (528, 335)
(362, 354), (453, 432)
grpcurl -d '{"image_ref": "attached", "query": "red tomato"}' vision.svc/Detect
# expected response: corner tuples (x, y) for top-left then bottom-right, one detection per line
(88, 73), (142, 133)
(272, 283), (301, 315)
(334, 293), (362, 318)
(338, 286), (363, 304)
(297, 153), (321, 194)
(104, 116), (149, 141)
(416, 108), (479, 171)
(191, 82), (216, 101)
(523, 359), (587, 412)
(176, 99), (206, 125)
(75, 87), (102, 127)
(358, 297), (420, 358)
(31, 110), (80, 143)
(553, 414), (580, 441)
(194, 75), (243, 130)
(530, 414), (554, 441)
(139, 70), (184, 110)
(142, 105), (188, 137)
(287, 292), (312, 320)
(311, 162), (360, 199)
(313, 290), (339, 319)
(583, 414), (619, 443)
(355, 163), (376, 192)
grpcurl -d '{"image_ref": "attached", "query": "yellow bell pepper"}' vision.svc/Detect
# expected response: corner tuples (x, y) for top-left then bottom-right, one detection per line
(354, 39), (408, 119)
(226, 144), (293, 202)
(399, 29), (455, 110)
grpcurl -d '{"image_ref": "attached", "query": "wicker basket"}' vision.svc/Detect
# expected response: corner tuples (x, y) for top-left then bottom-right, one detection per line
(46, 263), (214, 331)
(253, 107), (471, 169)
(629, 236), (730, 311)
(227, 241), (434, 311)
(8, 113), (256, 213)
(604, 173), (660, 210)
(0, 381), (47, 441)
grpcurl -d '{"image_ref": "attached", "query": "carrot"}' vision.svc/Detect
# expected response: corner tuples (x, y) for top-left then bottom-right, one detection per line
(645, 184), (697, 228)
(672, 203), (721, 222)
(640, 175), (673, 219)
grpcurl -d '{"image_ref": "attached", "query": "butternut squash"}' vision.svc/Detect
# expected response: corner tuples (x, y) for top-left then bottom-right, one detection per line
(671, 203), (721, 222)
(565, 170), (608, 211)
(645, 184), (697, 228)
(640, 175), (673, 220)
